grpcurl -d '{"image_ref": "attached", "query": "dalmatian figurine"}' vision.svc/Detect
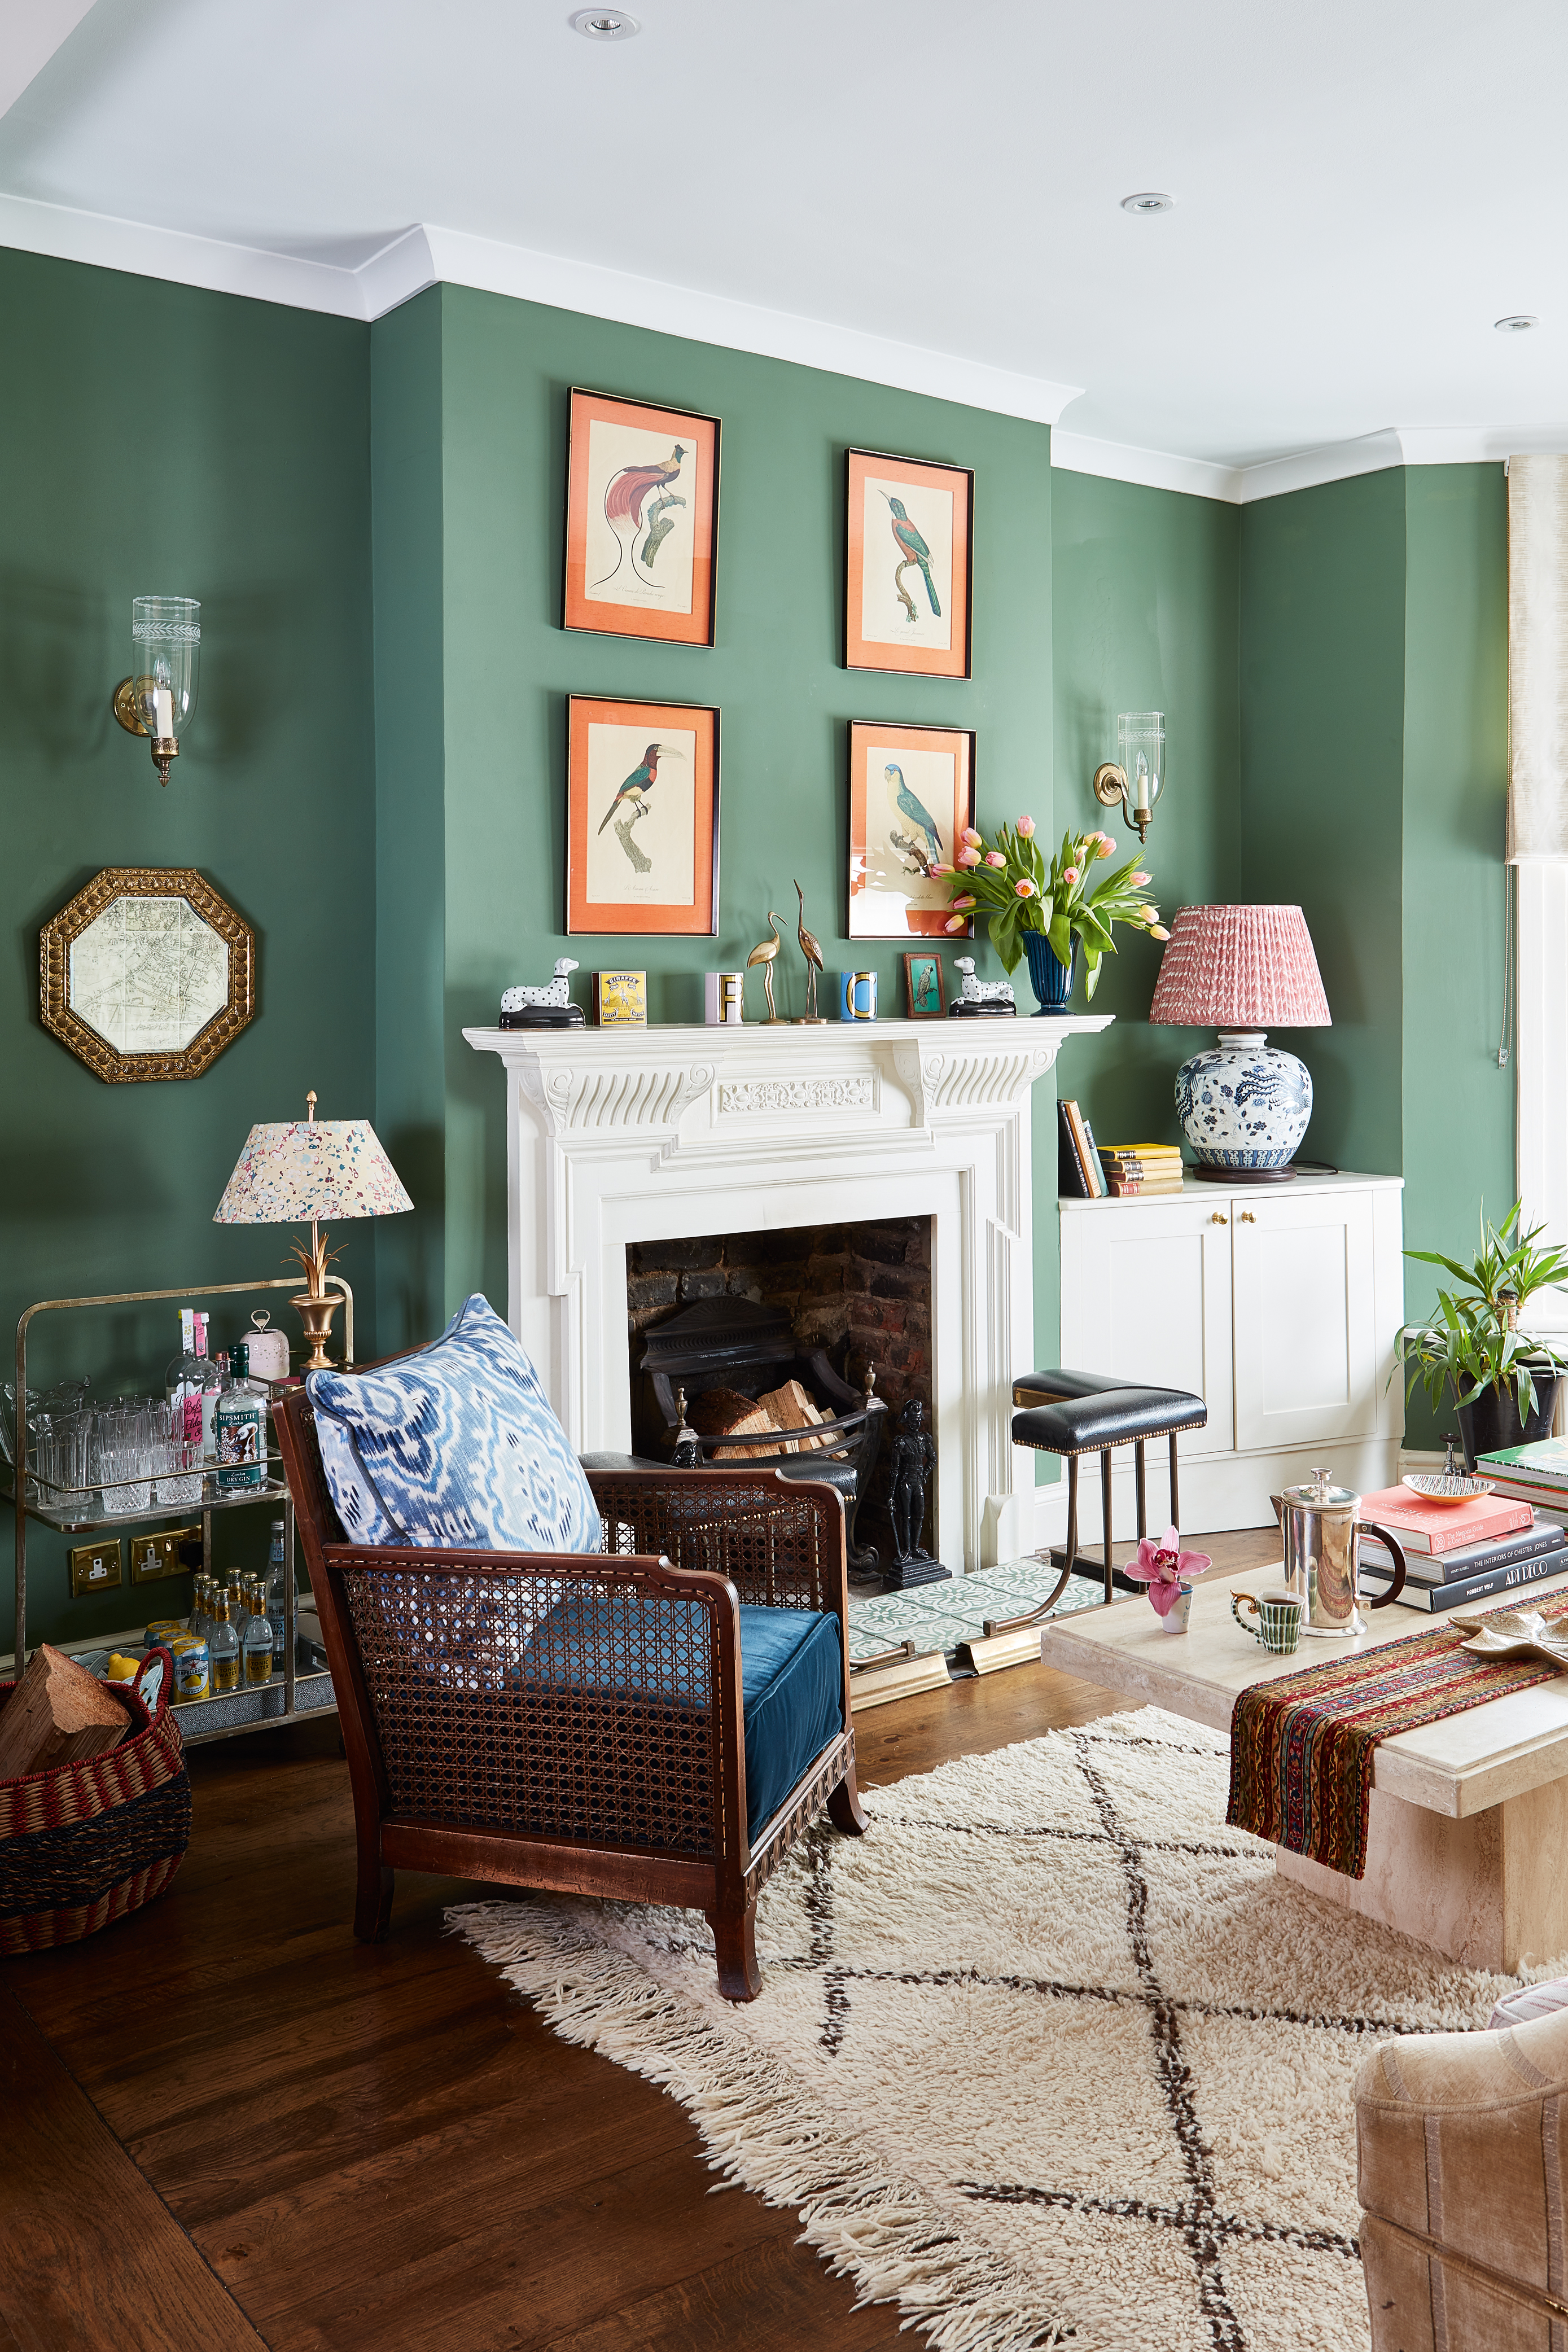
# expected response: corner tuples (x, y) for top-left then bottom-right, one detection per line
(502, 957), (579, 1014)
(500, 957), (585, 1027)
(952, 956), (1016, 1013)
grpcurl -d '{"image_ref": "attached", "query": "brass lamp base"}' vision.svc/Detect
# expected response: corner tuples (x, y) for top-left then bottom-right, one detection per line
(290, 1290), (341, 1373)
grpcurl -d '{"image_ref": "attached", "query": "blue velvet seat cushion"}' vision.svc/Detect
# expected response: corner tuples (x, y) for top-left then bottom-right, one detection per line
(305, 1294), (601, 1556)
(519, 1591), (844, 1843)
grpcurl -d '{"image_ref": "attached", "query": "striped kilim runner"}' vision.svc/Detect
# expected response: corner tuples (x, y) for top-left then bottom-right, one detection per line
(1227, 1591), (1568, 1877)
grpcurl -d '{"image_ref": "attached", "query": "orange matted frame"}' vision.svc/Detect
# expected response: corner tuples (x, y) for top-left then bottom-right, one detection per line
(844, 446), (973, 680)
(566, 695), (719, 936)
(563, 388), (720, 647)
(848, 719), (974, 940)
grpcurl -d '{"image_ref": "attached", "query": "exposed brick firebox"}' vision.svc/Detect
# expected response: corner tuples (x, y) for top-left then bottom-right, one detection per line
(625, 1218), (933, 1570)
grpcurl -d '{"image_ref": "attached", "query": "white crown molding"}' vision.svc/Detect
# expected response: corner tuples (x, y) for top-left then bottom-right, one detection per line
(0, 190), (366, 316)
(414, 224), (1080, 422)
(1235, 429), (1406, 504)
(1050, 431), (1242, 503)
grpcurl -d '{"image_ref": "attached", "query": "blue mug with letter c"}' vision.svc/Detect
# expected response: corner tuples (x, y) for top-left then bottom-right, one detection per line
(835, 971), (877, 1020)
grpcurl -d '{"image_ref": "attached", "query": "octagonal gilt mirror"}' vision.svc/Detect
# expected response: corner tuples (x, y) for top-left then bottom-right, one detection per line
(40, 868), (255, 1082)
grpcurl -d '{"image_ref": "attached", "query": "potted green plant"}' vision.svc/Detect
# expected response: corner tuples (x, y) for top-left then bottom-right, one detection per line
(1397, 1202), (1568, 1469)
(936, 819), (1167, 1011)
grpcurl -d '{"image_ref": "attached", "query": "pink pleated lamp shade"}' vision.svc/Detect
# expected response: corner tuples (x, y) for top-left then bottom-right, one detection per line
(1147, 904), (1330, 1030)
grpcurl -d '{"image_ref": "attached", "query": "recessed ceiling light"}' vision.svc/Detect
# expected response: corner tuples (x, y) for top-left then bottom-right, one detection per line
(1496, 314), (1539, 332)
(571, 7), (640, 36)
(1121, 192), (1175, 215)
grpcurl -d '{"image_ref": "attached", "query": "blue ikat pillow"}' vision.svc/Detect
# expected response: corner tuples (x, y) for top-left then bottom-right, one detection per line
(305, 1294), (601, 1556)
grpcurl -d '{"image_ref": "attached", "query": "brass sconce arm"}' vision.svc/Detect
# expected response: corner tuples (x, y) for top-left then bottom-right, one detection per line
(112, 677), (178, 787)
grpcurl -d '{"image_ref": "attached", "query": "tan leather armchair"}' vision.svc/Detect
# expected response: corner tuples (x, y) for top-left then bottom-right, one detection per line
(1355, 2004), (1568, 2347)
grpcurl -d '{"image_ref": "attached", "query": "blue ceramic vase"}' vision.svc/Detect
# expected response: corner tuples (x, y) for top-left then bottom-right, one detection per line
(1173, 1031), (1312, 1171)
(1022, 931), (1075, 1013)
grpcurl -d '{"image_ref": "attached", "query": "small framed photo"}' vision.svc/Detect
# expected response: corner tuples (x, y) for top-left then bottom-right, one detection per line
(848, 720), (974, 939)
(592, 971), (647, 1026)
(566, 695), (719, 936)
(845, 448), (973, 680)
(564, 388), (720, 647)
(902, 951), (945, 1019)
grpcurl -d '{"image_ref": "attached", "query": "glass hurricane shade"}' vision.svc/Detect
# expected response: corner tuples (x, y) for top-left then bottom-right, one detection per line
(128, 597), (200, 740)
(1117, 712), (1165, 823)
(213, 1119), (414, 1230)
(1147, 905), (1330, 1176)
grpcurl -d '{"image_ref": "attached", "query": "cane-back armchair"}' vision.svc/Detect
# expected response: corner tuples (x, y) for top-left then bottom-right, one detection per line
(274, 1378), (866, 2000)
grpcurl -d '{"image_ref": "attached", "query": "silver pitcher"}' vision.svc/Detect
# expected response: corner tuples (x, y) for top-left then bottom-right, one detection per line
(1278, 1466), (1407, 1634)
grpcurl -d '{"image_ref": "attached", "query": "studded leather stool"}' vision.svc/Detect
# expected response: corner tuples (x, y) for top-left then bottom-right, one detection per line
(984, 1368), (1209, 1636)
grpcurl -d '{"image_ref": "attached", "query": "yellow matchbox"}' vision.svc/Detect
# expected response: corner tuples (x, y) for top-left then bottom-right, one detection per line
(592, 970), (647, 1026)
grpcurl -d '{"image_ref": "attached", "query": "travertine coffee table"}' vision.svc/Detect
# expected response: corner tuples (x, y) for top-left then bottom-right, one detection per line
(1040, 1563), (1568, 1971)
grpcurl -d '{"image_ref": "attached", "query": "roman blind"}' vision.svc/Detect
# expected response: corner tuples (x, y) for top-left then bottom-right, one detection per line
(1508, 453), (1568, 861)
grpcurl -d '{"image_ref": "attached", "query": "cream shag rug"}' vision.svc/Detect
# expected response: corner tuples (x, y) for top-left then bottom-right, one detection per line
(452, 1707), (1555, 2352)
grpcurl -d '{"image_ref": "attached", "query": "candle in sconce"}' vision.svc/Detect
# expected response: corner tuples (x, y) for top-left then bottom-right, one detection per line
(1134, 754), (1151, 816)
(154, 686), (173, 737)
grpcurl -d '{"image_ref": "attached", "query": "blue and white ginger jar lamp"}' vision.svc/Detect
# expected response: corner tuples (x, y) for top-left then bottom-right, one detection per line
(1147, 904), (1330, 1181)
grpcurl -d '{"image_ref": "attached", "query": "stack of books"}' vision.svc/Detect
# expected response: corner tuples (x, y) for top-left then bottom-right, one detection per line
(1355, 1483), (1568, 1611)
(1475, 1436), (1568, 1524)
(1096, 1143), (1184, 1198)
(1057, 1100), (1109, 1198)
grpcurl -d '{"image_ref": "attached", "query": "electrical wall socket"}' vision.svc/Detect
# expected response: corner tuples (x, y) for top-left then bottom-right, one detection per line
(69, 1538), (123, 1597)
(130, 1527), (200, 1585)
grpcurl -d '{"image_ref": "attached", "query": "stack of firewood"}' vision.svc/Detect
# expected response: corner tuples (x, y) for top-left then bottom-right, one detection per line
(0, 1644), (129, 1781)
(686, 1379), (840, 1460)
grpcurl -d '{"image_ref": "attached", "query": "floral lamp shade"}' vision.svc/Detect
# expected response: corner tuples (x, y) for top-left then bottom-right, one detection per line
(1146, 905), (1329, 1184)
(1147, 904), (1330, 1030)
(213, 1118), (414, 1226)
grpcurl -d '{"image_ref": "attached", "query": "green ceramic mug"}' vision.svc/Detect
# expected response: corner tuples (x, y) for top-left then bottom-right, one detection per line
(1231, 1587), (1304, 1656)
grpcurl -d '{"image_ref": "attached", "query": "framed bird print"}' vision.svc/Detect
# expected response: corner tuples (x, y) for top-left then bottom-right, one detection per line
(844, 447), (973, 680)
(563, 387), (720, 647)
(847, 719), (974, 939)
(902, 951), (945, 1019)
(566, 694), (719, 936)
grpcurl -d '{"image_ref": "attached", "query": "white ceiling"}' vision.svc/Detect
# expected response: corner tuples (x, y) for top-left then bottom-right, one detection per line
(2, 0), (1566, 487)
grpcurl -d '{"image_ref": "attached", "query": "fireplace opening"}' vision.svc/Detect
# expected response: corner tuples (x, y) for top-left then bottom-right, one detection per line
(625, 1217), (934, 1576)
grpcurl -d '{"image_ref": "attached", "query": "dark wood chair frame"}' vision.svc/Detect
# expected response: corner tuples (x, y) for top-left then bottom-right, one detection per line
(274, 1385), (868, 2000)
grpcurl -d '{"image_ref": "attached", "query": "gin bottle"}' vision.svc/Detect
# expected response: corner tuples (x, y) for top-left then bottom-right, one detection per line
(165, 1309), (221, 1464)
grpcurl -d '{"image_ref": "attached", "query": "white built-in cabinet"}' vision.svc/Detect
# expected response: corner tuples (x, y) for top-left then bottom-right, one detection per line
(1057, 1171), (1404, 1534)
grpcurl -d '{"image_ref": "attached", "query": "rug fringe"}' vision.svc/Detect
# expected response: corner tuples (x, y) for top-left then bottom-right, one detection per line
(450, 1903), (1090, 2352)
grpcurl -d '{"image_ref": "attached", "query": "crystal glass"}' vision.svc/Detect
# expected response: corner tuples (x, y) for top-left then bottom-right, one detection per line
(152, 1396), (204, 1505)
(95, 1398), (153, 1514)
(32, 1408), (92, 1504)
(1116, 711), (1166, 823)
(129, 596), (200, 741)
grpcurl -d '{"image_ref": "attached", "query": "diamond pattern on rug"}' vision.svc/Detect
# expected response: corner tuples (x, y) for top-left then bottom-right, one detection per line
(453, 1707), (1552, 2352)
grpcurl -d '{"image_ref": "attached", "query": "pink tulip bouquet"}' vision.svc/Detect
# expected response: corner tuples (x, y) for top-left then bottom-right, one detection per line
(1125, 1525), (1212, 1633)
(935, 819), (1167, 1000)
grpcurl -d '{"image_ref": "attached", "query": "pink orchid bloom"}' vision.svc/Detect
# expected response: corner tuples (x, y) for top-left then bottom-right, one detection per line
(1062, 865), (1080, 886)
(944, 914), (968, 932)
(961, 827), (983, 848)
(1014, 877), (1037, 898)
(1126, 1526), (1211, 1615)
(1015, 814), (1036, 838)
(957, 846), (982, 867)
(985, 851), (1007, 868)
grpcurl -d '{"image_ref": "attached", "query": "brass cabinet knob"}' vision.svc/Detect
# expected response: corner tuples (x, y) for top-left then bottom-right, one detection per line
(1239, 1210), (1256, 1223)
(1210, 1211), (1228, 1225)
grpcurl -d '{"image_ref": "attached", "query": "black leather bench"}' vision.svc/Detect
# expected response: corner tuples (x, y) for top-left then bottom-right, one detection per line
(986, 1368), (1208, 1635)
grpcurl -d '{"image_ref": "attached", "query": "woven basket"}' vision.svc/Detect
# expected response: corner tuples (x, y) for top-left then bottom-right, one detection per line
(0, 1649), (190, 1955)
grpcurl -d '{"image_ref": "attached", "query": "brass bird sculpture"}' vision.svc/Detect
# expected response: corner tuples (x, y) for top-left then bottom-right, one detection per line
(794, 880), (826, 1023)
(747, 912), (787, 1023)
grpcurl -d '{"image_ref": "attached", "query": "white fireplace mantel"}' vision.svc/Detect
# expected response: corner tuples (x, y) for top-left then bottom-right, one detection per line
(466, 1016), (1110, 1574)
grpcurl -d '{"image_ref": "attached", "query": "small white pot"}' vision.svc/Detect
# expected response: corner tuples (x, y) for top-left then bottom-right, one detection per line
(1157, 1585), (1194, 1635)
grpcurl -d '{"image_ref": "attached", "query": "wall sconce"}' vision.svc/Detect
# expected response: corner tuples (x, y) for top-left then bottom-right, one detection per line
(1093, 710), (1165, 844)
(112, 595), (200, 786)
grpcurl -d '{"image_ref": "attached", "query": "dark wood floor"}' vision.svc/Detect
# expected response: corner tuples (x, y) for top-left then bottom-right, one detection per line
(2, 1531), (1274, 2351)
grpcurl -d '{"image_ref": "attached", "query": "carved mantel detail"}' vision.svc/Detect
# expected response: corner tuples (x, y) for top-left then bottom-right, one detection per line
(719, 1075), (876, 1118)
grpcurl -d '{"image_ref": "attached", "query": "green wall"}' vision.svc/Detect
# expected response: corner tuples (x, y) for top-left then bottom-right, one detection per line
(1239, 468), (1408, 1180)
(384, 284), (1057, 1330)
(0, 249), (376, 1652)
(1400, 466), (1513, 1442)
(1052, 471), (1242, 1150)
